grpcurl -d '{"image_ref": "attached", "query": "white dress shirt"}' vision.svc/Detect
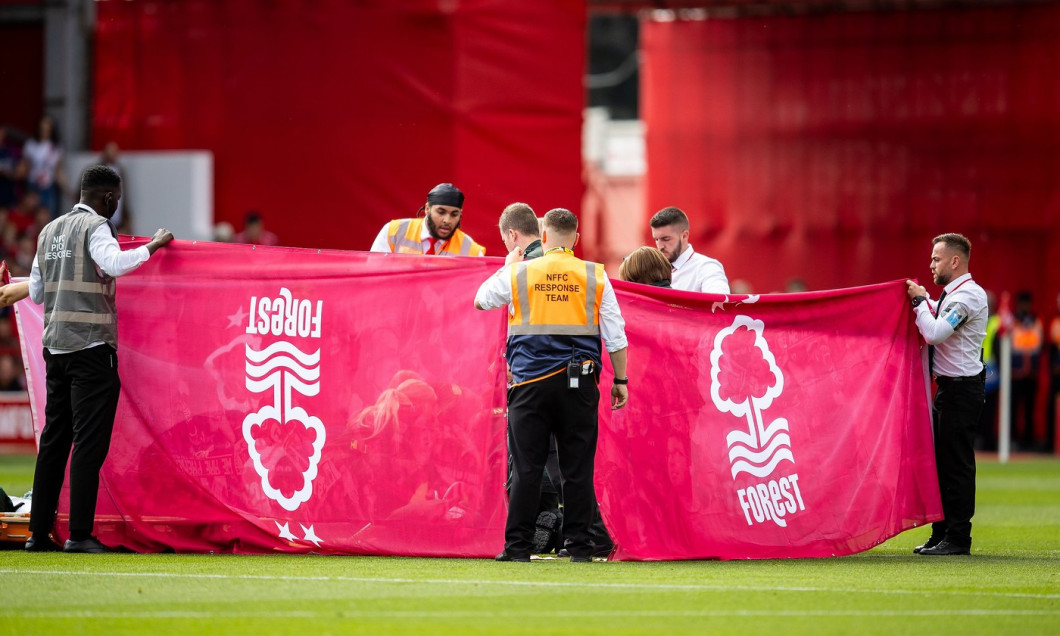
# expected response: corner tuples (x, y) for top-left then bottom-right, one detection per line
(29, 203), (152, 352)
(670, 245), (729, 294)
(913, 273), (988, 378)
(474, 260), (628, 353)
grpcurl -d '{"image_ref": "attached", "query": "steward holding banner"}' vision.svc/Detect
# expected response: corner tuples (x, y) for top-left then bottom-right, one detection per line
(906, 232), (987, 556)
(475, 208), (628, 562)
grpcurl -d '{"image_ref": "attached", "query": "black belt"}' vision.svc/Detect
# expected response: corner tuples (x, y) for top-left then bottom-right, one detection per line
(935, 371), (985, 384)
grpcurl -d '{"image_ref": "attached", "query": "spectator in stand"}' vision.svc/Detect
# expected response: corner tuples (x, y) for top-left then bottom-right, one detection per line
(1010, 290), (1043, 451)
(29, 206), (52, 242)
(1048, 292), (1060, 453)
(618, 246), (671, 287)
(731, 279), (754, 295)
(9, 190), (42, 235)
(99, 142), (132, 233)
(370, 183), (485, 256)
(22, 115), (68, 218)
(0, 126), (20, 209)
(0, 309), (19, 353)
(12, 234), (37, 278)
(233, 211), (280, 246)
(212, 221), (235, 243)
(0, 354), (24, 391)
(785, 277), (808, 293)
(649, 206), (729, 294)
(0, 221), (18, 263)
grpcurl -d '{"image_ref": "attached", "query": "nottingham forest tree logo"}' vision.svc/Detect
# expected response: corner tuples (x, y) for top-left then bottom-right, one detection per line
(242, 288), (326, 523)
(710, 315), (805, 528)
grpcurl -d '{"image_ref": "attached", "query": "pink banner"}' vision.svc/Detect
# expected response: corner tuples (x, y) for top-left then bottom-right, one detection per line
(14, 239), (940, 559)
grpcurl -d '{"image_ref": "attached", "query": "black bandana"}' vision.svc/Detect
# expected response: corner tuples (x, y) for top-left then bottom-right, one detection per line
(426, 183), (464, 209)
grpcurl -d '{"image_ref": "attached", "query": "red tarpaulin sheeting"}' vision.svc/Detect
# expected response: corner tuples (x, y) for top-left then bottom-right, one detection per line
(642, 5), (1060, 306)
(91, 0), (585, 256)
(15, 239), (940, 559)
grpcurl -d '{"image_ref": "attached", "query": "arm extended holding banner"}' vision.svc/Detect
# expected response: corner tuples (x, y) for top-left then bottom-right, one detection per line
(0, 281), (29, 308)
(0, 261), (29, 307)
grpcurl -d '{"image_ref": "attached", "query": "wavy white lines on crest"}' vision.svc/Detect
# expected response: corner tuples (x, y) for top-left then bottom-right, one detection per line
(710, 315), (794, 480)
(243, 339), (325, 513)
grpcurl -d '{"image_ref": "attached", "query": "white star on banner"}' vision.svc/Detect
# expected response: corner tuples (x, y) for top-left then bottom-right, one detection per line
(275, 521), (297, 542)
(301, 523), (323, 547)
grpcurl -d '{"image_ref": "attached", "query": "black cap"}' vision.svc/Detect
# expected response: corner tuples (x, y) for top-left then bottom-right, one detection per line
(426, 183), (464, 209)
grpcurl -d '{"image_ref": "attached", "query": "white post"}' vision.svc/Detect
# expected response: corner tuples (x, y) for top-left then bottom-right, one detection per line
(998, 334), (1012, 464)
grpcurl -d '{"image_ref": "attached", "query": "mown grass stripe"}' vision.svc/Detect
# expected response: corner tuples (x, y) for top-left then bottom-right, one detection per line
(4, 568), (1058, 600)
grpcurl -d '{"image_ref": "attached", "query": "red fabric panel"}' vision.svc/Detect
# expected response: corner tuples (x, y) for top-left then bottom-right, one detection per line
(15, 241), (937, 558)
(642, 6), (1060, 308)
(91, 1), (585, 256)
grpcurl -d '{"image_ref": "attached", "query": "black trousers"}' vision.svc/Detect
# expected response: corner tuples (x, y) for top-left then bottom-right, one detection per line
(30, 345), (122, 538)
(931, 376), (985, 546)
(505, 370), (599, 558)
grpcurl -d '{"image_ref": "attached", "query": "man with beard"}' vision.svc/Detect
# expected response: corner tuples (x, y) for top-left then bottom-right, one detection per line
(649, 206), (728, 294)
(370, 183), (486, 256)
(906, 233), (987, 556)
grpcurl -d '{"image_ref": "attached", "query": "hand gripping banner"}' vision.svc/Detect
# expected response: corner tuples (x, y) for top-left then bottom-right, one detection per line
(15, 239), (940, 559)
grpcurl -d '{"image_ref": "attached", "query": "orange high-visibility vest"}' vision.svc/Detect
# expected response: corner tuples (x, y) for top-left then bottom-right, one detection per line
(385, 218), (485, 257)
(506, 250), (606, 384)
(509, 251), (604, 336)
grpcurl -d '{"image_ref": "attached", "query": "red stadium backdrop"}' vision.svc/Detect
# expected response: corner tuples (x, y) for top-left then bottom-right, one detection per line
(91, 0), (586, 256)
(642, 4), (1060, 308)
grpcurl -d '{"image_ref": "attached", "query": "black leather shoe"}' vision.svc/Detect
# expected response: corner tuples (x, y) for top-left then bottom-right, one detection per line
(559, 545), (613, 559)
(569, 554), (592, 563)
(63, 537), (109, 554)
(913, 536), (943, 554)
(25, 535), (61, 552)
(918, 539), (970, 556)
(495, 551), (530, 562)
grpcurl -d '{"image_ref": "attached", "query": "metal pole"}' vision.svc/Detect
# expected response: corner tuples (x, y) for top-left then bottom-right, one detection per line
(998, 333), (1012, 464)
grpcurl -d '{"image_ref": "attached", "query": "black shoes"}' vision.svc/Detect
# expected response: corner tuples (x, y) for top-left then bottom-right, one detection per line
(558, 544), (614, 560)
(24, 535), (62, 552)
(569, 554), (592, 563)
(63, 537), (109, 553)
(495, 551), (530, 562)
(918, 539), (970, 556)
(912, 536), (943, 554)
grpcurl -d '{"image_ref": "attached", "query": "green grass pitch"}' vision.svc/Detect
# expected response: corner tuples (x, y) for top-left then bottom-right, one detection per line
(2, 454), (1057, 635)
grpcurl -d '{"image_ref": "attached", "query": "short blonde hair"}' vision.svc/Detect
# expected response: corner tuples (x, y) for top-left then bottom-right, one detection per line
(619, 246), (672, 285)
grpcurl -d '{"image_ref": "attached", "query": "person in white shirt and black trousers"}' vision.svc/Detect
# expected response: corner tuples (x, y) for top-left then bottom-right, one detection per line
(906, 233), (987, 556)
(0, 165), (173, 553)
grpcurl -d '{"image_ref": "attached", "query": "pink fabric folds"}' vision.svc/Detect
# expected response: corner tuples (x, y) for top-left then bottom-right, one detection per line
(15, 239), (940, 558)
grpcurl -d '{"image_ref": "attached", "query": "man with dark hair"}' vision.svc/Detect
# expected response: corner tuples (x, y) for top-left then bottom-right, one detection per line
(0, 164), (173, 553)
(234, 210), (279, 246)
(498, 202), (543, 263)
(649, 206), (729, 294)
(906, 232), (987, 556)
(371, 183), (485, 256)
(476, 208), (628, 563)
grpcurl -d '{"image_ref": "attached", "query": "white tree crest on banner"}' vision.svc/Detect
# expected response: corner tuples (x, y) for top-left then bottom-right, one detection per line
(242, 288), (326, 513)
(710, 315), (805, 527)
